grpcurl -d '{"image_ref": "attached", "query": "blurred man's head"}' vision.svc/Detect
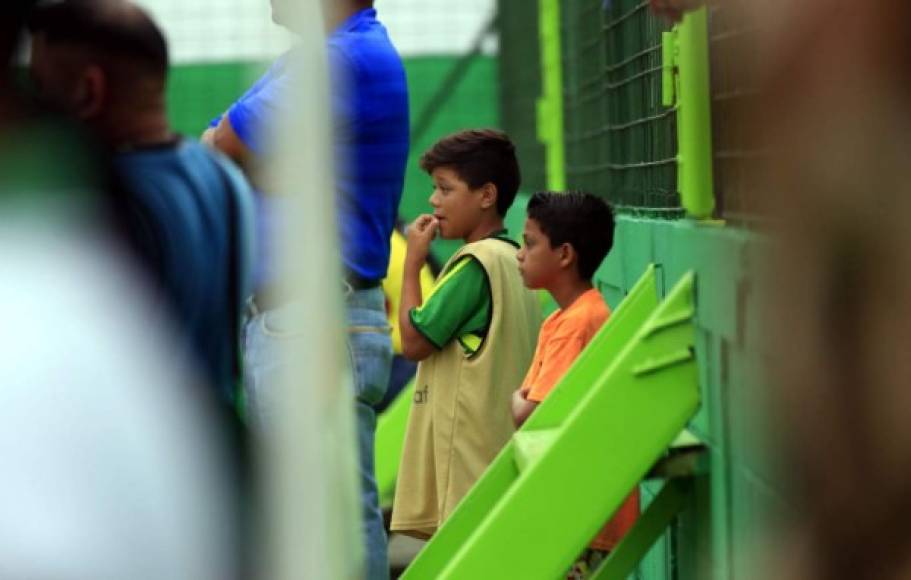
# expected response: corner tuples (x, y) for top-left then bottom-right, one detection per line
(28, 0), (168, 141)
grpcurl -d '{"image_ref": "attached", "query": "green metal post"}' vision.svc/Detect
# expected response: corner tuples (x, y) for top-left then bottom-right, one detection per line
(537, 0), (566, 191)
(590, 479), (692, 580)
(675, 7), (715, 218)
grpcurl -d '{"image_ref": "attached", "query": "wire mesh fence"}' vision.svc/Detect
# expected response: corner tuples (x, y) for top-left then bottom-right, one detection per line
(496, 0), (547, 194)
(563, 0), (680, 216)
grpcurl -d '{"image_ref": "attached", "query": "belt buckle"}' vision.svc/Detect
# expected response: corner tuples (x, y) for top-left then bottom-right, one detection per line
(343, 279), (354, 298)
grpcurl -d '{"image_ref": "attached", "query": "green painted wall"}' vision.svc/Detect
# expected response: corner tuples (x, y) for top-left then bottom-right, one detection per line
(595, 216), (780, 579)
(166, 61), (266, 137)
(396, 55), (502, 262)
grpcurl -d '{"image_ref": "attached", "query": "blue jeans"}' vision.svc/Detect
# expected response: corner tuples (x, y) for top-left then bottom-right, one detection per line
(243, 287), (392, 580)
(344, 286), (393, 580)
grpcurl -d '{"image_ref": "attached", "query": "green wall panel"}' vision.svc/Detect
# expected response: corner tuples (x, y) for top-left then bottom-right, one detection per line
(603, 216), (780, 580)
(167, 61), (267, 137)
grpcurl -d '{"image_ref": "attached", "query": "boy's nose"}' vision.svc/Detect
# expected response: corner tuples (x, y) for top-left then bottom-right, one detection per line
(429, 190), (441, 207)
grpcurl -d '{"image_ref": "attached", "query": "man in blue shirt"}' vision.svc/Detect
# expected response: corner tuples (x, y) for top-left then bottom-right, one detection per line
(204, 2), (409, 577)
(29, 0), (256, 407)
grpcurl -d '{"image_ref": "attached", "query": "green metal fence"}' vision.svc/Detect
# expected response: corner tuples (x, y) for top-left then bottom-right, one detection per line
(563, 0), (680, 216)
(490, 2), (779, 578)
(496, 0), (547, 193)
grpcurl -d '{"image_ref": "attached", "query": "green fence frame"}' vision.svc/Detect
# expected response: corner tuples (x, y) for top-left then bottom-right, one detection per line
(537, 0), (567, 190)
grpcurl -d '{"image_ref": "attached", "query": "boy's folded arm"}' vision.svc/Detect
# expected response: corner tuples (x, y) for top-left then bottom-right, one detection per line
(512, 387), (538, 427)
(530, 335), (587, 399)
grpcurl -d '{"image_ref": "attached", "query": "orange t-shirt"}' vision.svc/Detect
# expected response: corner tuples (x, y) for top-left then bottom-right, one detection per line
(520, 288), (639, 552)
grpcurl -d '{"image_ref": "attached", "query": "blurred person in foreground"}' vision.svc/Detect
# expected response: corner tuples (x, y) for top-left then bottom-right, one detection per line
(753, 1), (911, 578)
(0, 5), (237, 579)
(649, 0), (705, 22)
(28, 0), (256, 407)
(0, 219), (239, 580)
(204, 1), (409, 577)
(653, 0), (911, 577)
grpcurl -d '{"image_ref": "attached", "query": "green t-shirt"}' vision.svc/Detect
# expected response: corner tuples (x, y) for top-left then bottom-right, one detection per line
(410, 231), (517, 355)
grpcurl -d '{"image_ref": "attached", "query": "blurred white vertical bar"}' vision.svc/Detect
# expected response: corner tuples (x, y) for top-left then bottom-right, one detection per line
(264, 1), (362, 579)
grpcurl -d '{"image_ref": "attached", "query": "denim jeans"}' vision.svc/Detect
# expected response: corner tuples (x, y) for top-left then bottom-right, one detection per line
(344, 286), (393, 580)
(242, 286), (392, 580)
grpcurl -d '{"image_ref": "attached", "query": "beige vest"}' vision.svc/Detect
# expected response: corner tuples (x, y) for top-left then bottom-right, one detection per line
(390, 238), (541, 538)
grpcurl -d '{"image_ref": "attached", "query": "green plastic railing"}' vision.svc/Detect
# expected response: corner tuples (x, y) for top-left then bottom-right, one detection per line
(375, 380), (414, 509)
(402, 265), (701, 579)
(663, 7), (715, 219)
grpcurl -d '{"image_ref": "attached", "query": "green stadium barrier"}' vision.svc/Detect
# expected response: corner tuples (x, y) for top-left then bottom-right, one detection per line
(401, 265), (701, 578)
(375, 380), (414, 509)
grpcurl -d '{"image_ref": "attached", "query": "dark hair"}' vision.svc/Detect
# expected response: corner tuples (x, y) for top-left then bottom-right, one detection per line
(28, 0), (168, 84)
(527, 191), (615, 281)
(420, 128), (521, 216)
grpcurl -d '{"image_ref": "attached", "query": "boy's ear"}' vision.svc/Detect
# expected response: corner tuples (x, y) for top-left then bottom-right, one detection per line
(479, 182), (498, 211)
(558, 243), (576, 270)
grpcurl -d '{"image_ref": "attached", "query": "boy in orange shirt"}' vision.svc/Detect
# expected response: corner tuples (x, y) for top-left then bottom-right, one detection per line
(512, 191), (638, 578)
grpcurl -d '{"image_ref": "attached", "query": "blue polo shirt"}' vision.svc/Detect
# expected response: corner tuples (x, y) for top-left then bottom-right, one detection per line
(224, 8), (410, 284)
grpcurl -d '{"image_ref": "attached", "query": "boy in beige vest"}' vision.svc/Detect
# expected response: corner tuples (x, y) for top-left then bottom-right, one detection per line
(390, 129), (541, 538)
